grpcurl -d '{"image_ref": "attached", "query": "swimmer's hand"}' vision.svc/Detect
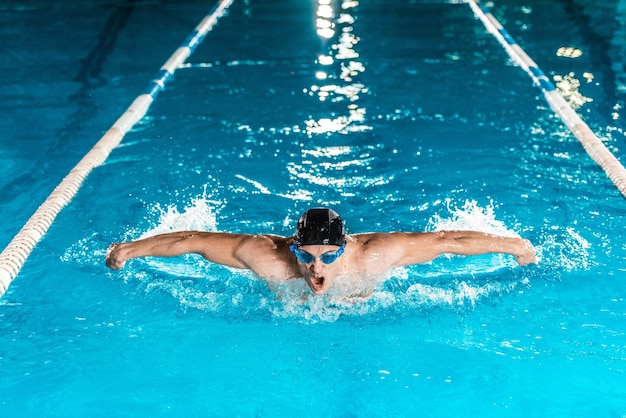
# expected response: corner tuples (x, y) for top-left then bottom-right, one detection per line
(515, 239), (537, 266)
(105, 243), (126, 270)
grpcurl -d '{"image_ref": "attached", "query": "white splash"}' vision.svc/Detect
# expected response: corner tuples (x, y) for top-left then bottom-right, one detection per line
(427, 199), (519, 237)
(142, 197), (221, 238)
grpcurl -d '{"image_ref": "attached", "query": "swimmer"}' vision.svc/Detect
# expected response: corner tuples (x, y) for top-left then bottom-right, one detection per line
(106, 207), (537, 296)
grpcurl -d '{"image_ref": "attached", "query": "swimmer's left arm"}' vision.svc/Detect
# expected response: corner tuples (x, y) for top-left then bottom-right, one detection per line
(430, 231), (536, 265)
(378, 231), (537, 267)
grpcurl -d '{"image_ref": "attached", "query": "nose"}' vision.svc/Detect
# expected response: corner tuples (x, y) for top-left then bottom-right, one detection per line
(309, 259), (324, 274)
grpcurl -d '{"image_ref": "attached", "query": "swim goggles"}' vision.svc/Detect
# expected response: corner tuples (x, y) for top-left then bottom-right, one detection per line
(289, 242), (346, 264)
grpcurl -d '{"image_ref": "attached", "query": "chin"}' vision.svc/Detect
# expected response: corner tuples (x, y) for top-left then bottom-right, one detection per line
(312, 287), (329, 295)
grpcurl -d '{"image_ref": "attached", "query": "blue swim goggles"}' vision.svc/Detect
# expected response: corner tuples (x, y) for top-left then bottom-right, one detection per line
(289, 242), (346, 264)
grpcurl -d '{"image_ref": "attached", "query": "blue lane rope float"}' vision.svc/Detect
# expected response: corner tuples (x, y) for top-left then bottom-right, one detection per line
(0, 0), (235, 298)
(466, 0), (626, 198)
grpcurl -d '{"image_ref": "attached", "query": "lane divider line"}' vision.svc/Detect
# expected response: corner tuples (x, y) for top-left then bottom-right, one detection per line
(466, 0), (626, 198)
(0, 0), (235, 298)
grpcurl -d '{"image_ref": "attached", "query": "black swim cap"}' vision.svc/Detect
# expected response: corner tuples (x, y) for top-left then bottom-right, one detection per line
(294, 208), (345, 247)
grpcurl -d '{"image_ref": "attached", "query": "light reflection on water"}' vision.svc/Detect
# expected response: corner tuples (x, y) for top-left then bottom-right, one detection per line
(287, 143), (391, 196)
(306, 0), (370, 134)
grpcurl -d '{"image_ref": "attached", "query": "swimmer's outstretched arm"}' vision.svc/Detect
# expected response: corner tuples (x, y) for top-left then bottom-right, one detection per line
(106, 231), (297, 279)
(105, 231), (253, 270)
(360, 230), (537, 271)
(426, 230), (537, 266)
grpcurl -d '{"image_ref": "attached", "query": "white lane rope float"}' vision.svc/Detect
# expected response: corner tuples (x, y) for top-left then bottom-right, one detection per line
(0, 0), (235, 298)
(466, 0), (626, 198)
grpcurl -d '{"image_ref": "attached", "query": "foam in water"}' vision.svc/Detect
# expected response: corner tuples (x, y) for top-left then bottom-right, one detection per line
(142, 196), (221, 237)
(427, 199), (519, 237)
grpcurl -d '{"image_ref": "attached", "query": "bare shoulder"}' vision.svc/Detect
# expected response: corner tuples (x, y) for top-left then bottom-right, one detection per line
(235, 234), (298, 279)
(352, 231), (436, 248)
(349, 232), (442, 272)
(237, 234), (291, 253)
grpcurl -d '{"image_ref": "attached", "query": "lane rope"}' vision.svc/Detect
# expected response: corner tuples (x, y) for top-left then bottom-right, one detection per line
(466, 0), (626, 198)
(0, 0), (235, 298)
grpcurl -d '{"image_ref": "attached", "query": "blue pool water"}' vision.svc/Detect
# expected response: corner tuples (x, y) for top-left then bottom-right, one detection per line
(1, 0), (626, 415)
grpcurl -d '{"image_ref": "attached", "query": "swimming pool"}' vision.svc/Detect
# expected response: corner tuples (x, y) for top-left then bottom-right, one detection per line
(1, 0), (625, 415)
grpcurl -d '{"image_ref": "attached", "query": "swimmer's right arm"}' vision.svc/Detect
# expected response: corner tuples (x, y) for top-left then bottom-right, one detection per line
(105, 231), (251, 270)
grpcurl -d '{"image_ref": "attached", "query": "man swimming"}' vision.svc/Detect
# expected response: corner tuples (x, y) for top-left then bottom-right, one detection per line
(106, 207), (537, 296)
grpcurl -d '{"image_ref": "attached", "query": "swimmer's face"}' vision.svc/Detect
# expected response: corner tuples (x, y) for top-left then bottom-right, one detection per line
(295, 244), (345, 295)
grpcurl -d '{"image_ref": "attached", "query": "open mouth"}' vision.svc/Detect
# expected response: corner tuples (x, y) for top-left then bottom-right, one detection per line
(310, 276), (325, 292)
